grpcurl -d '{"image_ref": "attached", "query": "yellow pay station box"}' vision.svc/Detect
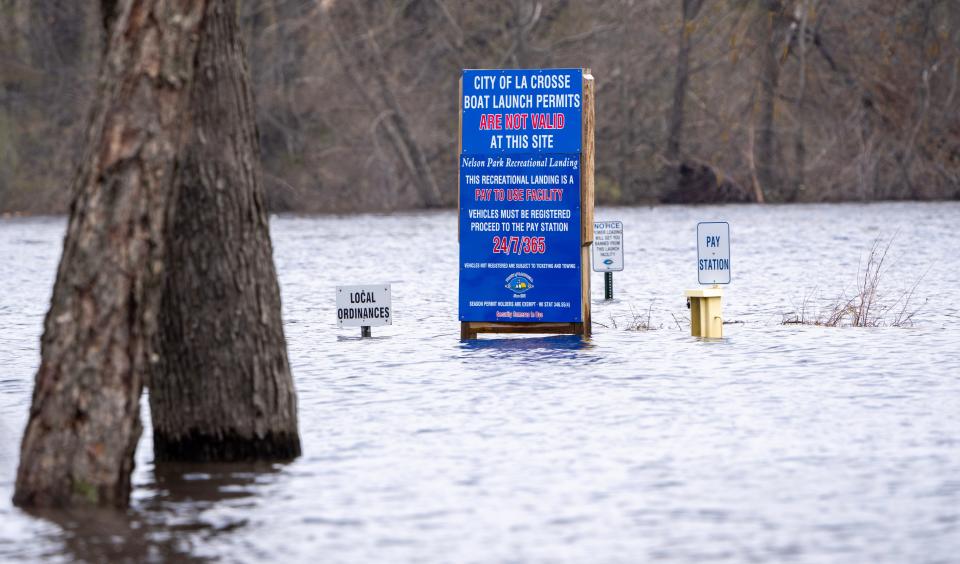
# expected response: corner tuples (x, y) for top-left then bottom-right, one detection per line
(685, 287), (724, 338)
(686, 222), (730, 338)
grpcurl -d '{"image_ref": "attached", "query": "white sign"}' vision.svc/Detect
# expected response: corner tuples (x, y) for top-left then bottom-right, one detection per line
(592, 221), (624, 272)
(697, 222), (730, 284)
(336, 284), (392, 327)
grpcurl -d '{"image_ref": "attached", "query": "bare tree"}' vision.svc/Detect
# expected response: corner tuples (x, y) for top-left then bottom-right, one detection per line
(2, 0), (958, 213)
(755, 0), (787, 200)
(666, 0), (705, 181)
(790, 0), (809, 201)
(324, 0), (445, 208)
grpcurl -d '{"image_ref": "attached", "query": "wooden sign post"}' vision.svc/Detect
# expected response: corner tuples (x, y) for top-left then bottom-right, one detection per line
(458, 69), (595, 339)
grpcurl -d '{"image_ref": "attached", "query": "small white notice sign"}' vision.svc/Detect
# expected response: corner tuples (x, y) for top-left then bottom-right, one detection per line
(336, 284), (392, 327)
(697, 222), (730, 284)
(592, 221), (624, 272)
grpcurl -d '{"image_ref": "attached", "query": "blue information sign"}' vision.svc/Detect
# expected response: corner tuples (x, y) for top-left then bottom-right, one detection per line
(458, 153), (581, 322)
(459, 68), (585, 324)
(461, 69), (583, 154)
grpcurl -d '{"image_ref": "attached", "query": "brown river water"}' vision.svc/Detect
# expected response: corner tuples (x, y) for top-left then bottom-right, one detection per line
(1, 202), (959, 562)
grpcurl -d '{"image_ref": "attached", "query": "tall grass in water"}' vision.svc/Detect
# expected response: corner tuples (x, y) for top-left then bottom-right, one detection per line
(782, 234), (925, 328)
(598, 301), (661, 331)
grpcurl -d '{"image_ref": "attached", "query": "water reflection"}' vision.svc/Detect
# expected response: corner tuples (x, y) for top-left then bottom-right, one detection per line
(459, 334), (591, 352)
(25, 506), (207, 563)
(143, 461), (277, 505)
(21, 462), (286, 563)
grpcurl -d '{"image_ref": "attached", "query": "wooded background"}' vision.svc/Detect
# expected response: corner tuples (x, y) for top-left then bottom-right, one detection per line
(1, 0), (958, 213)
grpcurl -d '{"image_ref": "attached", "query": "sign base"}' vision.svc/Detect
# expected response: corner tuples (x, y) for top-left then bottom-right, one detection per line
(460, 321), (589, 340)
(684, 287), (724, 338)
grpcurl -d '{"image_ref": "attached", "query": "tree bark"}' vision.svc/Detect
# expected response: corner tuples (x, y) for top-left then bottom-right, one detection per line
(756, 0), (785, 200)
(791, 0), (808, 202)
(149, 0), (301, 462)
(362, 24), (444, 208)
(325, 0), (445, 209)
(616, 14), (636, 202)
(14, 0), (206, 508)
(666, 0), (703, 192)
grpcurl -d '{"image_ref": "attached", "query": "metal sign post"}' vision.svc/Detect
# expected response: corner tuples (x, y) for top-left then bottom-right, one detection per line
(604, 272), (613, 300)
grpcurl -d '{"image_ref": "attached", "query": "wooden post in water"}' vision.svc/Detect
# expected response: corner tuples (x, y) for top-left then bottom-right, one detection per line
(580, 68), (595, 336)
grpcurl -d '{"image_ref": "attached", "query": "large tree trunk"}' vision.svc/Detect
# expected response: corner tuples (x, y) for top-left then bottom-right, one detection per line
(149, 0), (301, 462)
(13, 0), (206, 508)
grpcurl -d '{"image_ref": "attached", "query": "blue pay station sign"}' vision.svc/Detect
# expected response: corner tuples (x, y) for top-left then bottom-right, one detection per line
(459, 68), (584, 323)
(461, 69), (583, 154)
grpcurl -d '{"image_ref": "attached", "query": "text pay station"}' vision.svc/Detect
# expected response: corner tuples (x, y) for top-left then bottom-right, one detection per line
(697, 222), (730, 285)
(336, 285), (392, 327)
(592, 221), (623, 272)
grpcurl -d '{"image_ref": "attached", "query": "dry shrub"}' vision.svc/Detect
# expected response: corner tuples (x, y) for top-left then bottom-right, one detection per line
(782, 235), (926, 328)
(598, 301), (660, 331)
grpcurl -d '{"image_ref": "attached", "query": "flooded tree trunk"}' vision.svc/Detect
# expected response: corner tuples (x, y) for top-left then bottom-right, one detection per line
(13, 0), (205, 508)
(149, 0), (301, 462)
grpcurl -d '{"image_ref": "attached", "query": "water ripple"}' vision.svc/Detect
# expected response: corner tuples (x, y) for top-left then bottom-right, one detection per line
(1, 204), (959, 562)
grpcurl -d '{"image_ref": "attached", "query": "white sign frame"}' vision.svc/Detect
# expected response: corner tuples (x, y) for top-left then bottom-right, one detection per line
(336, 284), (392, 327)
(592, 220), (624, 272)
(697, 222), (730, 285)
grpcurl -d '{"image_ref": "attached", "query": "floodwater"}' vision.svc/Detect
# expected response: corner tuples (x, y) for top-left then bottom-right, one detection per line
(1, 202), (959, 563)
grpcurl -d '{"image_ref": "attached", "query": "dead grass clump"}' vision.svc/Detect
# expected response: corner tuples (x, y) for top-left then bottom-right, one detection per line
(597, 302), (661, 331)
(782, 235), (926, 328)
